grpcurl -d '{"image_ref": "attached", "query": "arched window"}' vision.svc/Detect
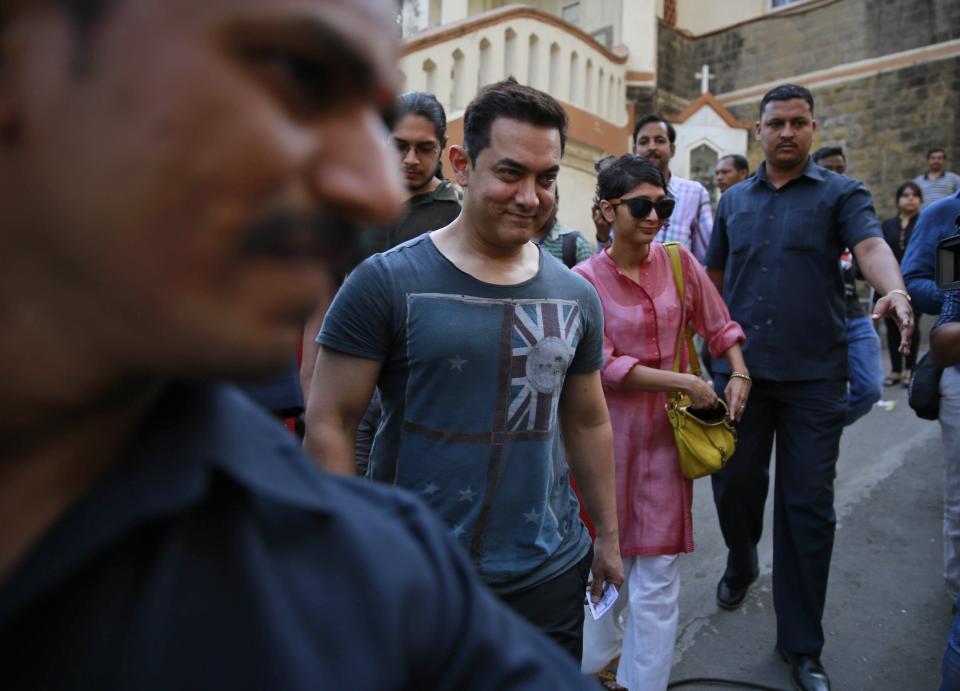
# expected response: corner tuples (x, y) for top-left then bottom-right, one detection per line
(608, 74), (616, 119)
(569, 51), (580, 105)
(422, 59), (436, 96)
(689, 142), (720, 200)
(504, 28), (517, 80)
(527, 34), (540, 88)
(451, 49), (466, 110)
(548, 42), (561, 96)
(585, 59), (594, 110)
(478, 38), (492, 88)
(597, 67), (605, 116)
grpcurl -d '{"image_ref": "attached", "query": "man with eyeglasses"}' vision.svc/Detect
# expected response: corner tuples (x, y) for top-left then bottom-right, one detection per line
(381, 91), (462, 250)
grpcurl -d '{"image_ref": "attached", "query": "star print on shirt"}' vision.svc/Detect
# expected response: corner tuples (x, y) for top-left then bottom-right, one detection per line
(448, 354), (467, 372)
(522, 508), (542, 524)
(451, 523), (466, 538)
(421, 482), (439, 496)
(458, 486), (477, 503)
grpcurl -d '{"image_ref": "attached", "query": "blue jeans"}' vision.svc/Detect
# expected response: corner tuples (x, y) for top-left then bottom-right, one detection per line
(845, 316), (883, 426)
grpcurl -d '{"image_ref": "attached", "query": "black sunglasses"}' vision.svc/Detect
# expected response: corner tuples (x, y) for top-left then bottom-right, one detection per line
(608, 196), (675, 220)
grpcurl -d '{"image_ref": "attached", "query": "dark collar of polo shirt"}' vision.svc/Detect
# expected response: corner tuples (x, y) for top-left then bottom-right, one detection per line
(753, 156), (825, 188)
(0, 384), (332, 626)
(0, 384), (362, 691)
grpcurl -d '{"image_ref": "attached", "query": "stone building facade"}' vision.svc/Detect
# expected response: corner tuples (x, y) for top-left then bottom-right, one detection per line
(656, 0), (960, 218)
(400, 0), (960, 227)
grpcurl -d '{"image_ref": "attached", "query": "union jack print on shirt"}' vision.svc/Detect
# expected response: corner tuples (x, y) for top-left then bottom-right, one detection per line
(507, 301), (581, 432)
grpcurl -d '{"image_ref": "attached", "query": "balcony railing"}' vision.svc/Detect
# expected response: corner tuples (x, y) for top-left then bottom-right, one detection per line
(399, 4), (629, 127)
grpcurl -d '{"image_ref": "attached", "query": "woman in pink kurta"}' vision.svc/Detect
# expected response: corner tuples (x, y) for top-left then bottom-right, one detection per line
(577, 155), (749, 691)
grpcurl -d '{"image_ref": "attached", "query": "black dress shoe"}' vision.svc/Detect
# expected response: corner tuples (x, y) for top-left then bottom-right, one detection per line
(778, 649), (831, 691)
(715, 572), (758, 610)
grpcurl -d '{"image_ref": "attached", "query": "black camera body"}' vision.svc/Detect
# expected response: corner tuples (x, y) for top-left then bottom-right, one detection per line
(935, 214), (960, 291)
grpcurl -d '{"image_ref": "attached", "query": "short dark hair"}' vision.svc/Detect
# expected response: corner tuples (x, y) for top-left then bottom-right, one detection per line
(895, 181), (923, 204)
(594, 154), (616, 174)
(812, 146), (845, 163)
(928, 148), (947, 159)
(397, 92), (448, 146)
(633, 114), (676, 145)
(463, 78), (567, 166)
(759, 83), (814, 119)
(720, 154), (749, 172)
(396, 91), (448, 179)
(596, 154), (667, 201)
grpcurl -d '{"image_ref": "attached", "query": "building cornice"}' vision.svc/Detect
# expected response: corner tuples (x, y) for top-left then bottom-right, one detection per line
(401, 3), (629, 65)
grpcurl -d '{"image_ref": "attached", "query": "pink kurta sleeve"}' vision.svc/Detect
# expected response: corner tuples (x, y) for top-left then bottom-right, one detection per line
(680, 246), (745, 358)
(600, 333), (640, 391)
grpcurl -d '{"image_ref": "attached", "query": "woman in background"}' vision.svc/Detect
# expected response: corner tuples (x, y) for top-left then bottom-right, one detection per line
(880, 182), (923, 386)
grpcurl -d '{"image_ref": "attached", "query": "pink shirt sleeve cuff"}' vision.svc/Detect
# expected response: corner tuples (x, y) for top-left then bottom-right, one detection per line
(602, 355), (640, 390)
(708, 323), (747, 359)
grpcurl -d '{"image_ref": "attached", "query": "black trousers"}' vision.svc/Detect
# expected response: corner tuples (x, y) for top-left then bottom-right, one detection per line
(499, 547), (592, 662)
(711, 377), (846, 656)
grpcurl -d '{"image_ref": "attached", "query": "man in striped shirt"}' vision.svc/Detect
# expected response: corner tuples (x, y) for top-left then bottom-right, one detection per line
(634, 114), (714, 263)
(914, 148), (960, 210)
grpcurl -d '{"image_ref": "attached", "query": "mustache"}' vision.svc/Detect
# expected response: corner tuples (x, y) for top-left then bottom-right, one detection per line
(239, 212), (366, 282)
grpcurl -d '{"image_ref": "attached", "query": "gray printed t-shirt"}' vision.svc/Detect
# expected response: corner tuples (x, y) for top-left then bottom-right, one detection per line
(319, 234), (603, 594)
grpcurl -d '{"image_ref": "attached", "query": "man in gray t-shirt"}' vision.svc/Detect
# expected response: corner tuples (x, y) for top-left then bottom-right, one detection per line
(304, 79), (623, 662)
(914, 148), (960, 210)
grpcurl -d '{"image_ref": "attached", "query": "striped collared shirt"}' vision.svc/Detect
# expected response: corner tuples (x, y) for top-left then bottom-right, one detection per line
(654, 174), (714, 263)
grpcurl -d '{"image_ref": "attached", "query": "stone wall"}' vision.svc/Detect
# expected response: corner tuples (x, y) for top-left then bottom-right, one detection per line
(726, 54), (960, 221)
(655, 21), (697, 108)
(650, 0), (960, 220)
(679, 0), (960, 97)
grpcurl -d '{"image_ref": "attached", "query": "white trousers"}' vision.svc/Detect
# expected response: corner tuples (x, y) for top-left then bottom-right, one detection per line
(582, 554), (680, 691)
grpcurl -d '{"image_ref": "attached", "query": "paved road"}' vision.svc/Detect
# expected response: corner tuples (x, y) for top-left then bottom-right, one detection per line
(669, 380), (949, 690)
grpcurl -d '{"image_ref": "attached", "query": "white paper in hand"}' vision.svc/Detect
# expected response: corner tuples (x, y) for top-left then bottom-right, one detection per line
(587, 584), (619, 620)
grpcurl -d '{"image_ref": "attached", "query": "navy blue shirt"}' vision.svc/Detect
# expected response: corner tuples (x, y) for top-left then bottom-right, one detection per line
(0, 384), (597, 691)
(234, 357), (304, 417)
(706, 159), (882, 381)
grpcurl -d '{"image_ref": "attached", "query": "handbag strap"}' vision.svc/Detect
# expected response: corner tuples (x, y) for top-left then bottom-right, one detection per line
(664, 242), (701, 378)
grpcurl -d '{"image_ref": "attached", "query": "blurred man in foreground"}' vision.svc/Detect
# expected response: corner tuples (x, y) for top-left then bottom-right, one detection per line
(0, 1), (599, 689)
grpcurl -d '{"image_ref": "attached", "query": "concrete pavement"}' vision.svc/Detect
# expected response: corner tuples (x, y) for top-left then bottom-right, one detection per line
(669, 381), (949, 690)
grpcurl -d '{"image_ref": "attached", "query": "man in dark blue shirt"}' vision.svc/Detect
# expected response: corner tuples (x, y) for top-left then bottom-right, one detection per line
(706, 84), (913, 691)
(903, 192), (960, 620)
(903, 191), (960, 315)
(0, 1), (599, 689)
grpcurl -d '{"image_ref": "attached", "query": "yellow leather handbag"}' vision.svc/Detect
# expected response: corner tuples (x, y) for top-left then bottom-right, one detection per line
(663, 243), (736, 480)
